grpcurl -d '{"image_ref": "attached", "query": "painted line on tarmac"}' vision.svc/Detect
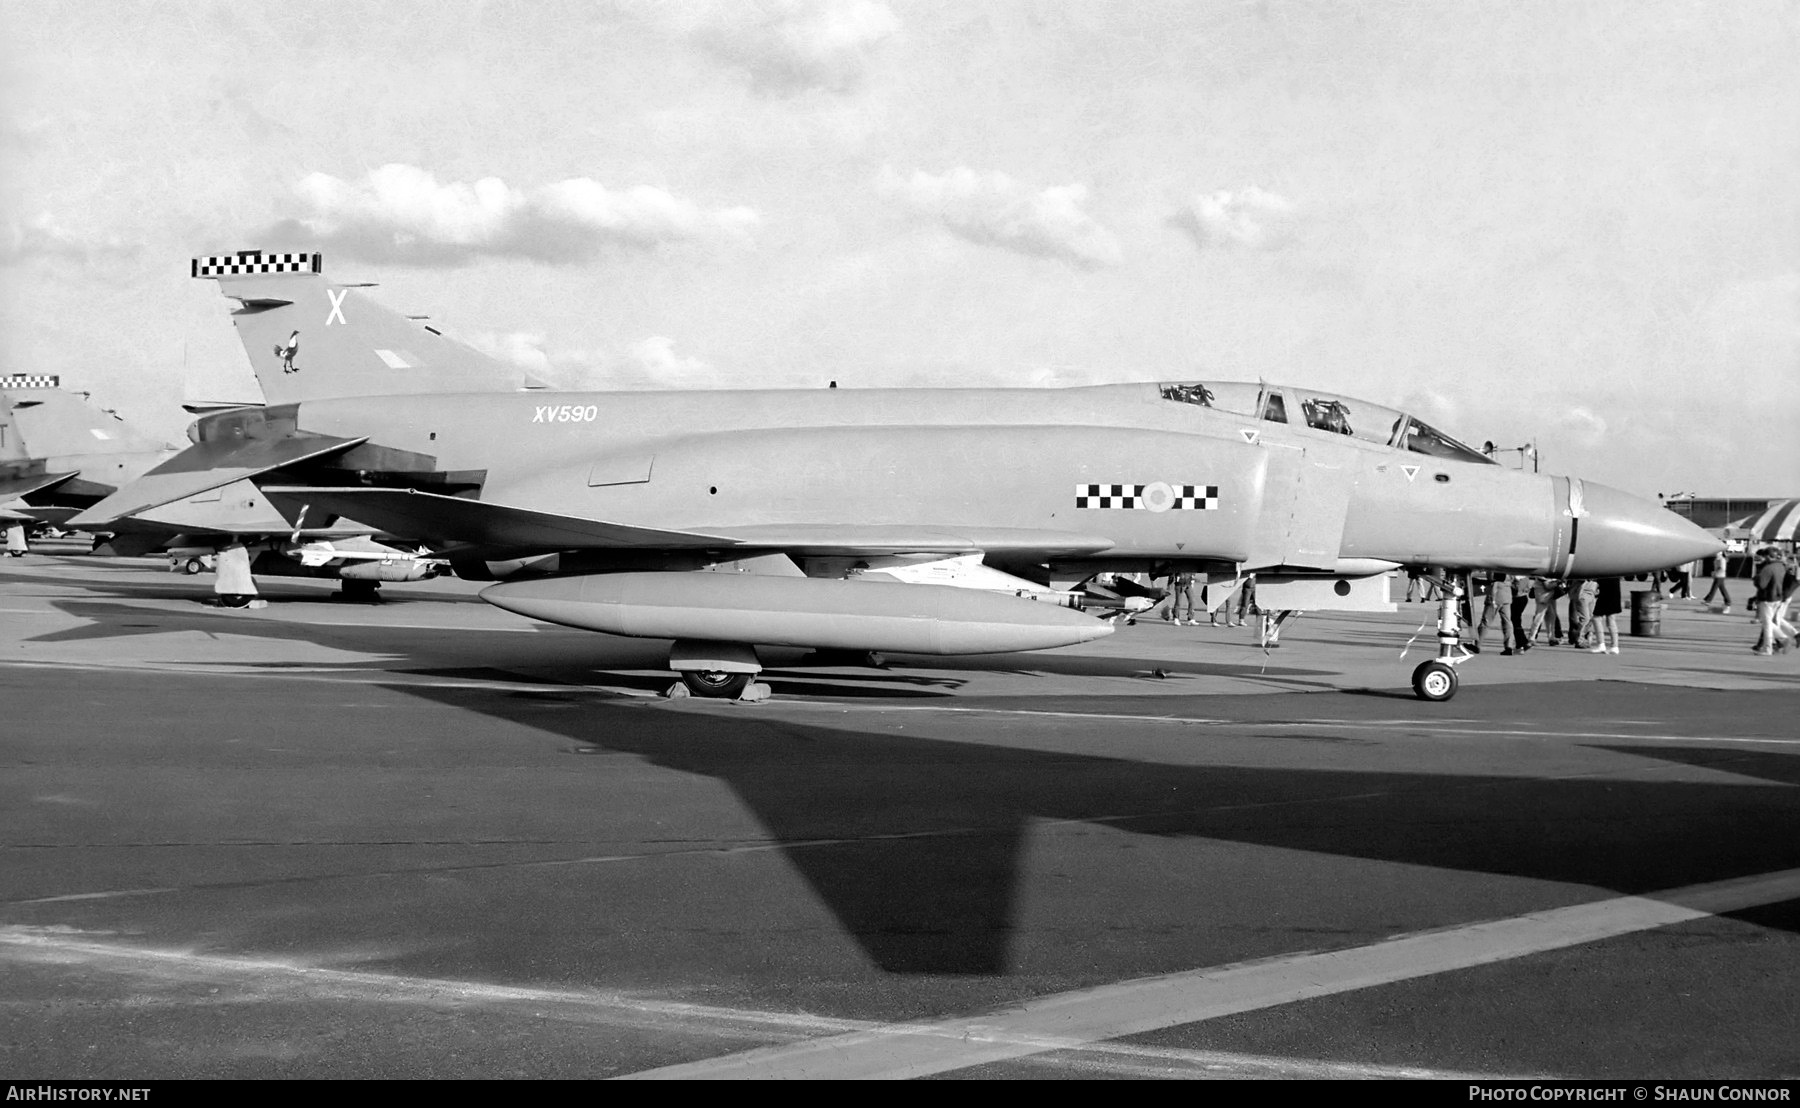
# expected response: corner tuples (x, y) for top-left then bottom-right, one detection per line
(0, 925), (1496, 1080)
(0, 924), (862, 1041)
(775, 703), (1800, 747)
(620, 865), (1800, 1080)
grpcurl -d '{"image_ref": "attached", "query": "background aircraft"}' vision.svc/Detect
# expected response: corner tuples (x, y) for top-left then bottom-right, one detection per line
(1, 376), (179, 555)
(75, 253), (1721, 699)
(0, 373), (440, 600)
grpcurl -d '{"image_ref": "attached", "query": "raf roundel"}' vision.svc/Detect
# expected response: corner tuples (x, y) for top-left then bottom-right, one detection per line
(1076, 483), (1219, 510)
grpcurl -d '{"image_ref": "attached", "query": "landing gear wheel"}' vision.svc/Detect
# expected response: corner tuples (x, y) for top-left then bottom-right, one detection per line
(336, 579), (382, 603)
(183, 557), (205, 575)
(1412, 660), (1458, 702)
(680, 670), (752, 699)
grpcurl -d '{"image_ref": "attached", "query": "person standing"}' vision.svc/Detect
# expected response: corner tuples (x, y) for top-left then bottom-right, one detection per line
(1752, 549), (1791, 655)
(1510, 575), (1535, 653)
(1590, 577), (1623, 654)
(1232, 573), (1257, 627)
(1529, 577), (1564, 645)
(1162, 570), (1197, 625)
(1776, 552), (1800, 651)
(1479, 572), (1518, 655)
(1567, 578), (1597, 648)
(1702, 550), (1732, 613)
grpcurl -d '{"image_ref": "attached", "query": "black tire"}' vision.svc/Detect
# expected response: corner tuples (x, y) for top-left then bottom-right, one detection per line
(184, 558), (205, 575)
(680, 670), (752, 699)
(337, 579), (381, 602)
(1412, 660), (1458, 702)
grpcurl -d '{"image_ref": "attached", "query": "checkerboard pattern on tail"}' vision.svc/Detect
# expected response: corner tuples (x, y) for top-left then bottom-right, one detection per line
(191, 252), (321, 277)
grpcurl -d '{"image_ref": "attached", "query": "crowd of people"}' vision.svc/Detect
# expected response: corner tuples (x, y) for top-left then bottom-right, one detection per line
(1150, 571), (1296, 646)
(1457, 572), (1621, 655)
(1123, 549), (1798, 658)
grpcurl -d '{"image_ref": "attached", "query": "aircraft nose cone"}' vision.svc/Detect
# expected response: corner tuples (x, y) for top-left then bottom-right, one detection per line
(1575, 482), (1722, 577)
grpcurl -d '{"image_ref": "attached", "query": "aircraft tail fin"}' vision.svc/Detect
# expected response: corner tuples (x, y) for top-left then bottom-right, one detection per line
(193, 251), (532, 405)
(2, 379), (178, 460)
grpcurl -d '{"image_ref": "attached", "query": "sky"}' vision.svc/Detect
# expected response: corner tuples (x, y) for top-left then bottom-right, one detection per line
(1, 0), (1795, 497)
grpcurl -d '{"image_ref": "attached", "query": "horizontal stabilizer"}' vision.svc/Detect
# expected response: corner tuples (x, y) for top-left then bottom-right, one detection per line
(181, 401), (263, 415)
(704, 523), (1115, 557)
(259, 487), (737, 551)
(68, 433), (367, 527)
(0, 471), (78, 501)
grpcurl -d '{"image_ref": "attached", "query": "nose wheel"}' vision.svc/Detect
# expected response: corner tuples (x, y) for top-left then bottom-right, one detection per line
(1412, 660), (1458, 702)
(1410, 574), (1471, 701)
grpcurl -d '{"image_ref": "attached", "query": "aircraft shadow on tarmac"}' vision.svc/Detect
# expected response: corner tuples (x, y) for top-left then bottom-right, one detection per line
(34, 599), (1345, 696)
(394, 680), (1800, 978)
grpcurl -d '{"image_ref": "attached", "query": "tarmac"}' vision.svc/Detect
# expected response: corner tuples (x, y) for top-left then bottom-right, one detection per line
(3, 539), (1797, 1079)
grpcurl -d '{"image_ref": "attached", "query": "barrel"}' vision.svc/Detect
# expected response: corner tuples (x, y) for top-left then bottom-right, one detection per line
(1629, 589), (1663, 637)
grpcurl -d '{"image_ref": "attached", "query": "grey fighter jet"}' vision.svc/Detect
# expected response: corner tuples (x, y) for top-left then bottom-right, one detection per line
(74, 252), (1721, 700)
(1, 377), (180, 554)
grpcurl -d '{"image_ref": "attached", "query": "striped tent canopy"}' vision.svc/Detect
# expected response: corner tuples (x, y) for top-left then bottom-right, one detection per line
(1738, 499), (1800, 543)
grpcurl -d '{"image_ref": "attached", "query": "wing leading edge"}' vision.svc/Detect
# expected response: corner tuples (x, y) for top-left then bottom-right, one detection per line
(259, 486), (1116, 558)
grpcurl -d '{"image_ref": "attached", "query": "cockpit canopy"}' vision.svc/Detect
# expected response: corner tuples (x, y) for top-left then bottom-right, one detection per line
(1158, 381), (1496, 466)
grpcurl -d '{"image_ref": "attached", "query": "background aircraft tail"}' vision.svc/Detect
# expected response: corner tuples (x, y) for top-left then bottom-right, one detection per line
(2, 376), (175, 459)
(194, 251), (536, 405)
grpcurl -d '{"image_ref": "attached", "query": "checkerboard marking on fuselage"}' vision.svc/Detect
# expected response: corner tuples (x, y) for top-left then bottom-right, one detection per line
(1, 375), (60, 389)
(1075, 484), (1219, 510)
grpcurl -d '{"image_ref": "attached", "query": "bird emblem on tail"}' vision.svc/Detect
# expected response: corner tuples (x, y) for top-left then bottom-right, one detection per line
(275, 331), (300, 373)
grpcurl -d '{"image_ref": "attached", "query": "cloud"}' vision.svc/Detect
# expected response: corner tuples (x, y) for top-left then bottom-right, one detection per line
(465, 331), (721, 391)
(270, 164), (760, 267)
(1553, 406), (1609, 448)
(1171, 187), (1298, 251)
(877, 166), (1122, 269)
(0, 213), (140, 266)
(690, 0), (898, 96)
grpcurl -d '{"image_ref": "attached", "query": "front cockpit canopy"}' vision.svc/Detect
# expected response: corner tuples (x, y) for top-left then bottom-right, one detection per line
(1158, 380), (1495, 465)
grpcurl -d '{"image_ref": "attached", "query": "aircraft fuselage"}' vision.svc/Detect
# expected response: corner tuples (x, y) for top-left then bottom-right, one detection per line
(279, 382), (1709, 579)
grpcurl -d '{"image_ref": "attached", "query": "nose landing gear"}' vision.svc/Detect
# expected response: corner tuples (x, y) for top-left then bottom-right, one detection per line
(1411, 576), (1471, 702)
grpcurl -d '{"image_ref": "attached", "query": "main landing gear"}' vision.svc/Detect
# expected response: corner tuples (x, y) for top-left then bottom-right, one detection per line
(680, 669), (753, 699)
(1410, 577), (1471, 702)
(665, 640), (771, 702)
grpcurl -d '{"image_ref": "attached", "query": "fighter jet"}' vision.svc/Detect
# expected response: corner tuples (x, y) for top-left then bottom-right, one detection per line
(74, 252), (1721, 700)
(1, 376), (181, 555)
(0, 374), (442, 600)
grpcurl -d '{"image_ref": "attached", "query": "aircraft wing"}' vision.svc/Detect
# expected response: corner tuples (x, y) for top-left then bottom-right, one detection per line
(0, 471), (78, 502)
(1, 503), (82, 526)
(260, 487), (737, 550)
(260, 487), (1117, 558)
(68, 433), (368, 528)
(701, 524), (1114, 557)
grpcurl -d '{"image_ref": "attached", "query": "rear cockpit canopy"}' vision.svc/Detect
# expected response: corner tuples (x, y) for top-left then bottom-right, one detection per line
(1159, 380), (1495, 465)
